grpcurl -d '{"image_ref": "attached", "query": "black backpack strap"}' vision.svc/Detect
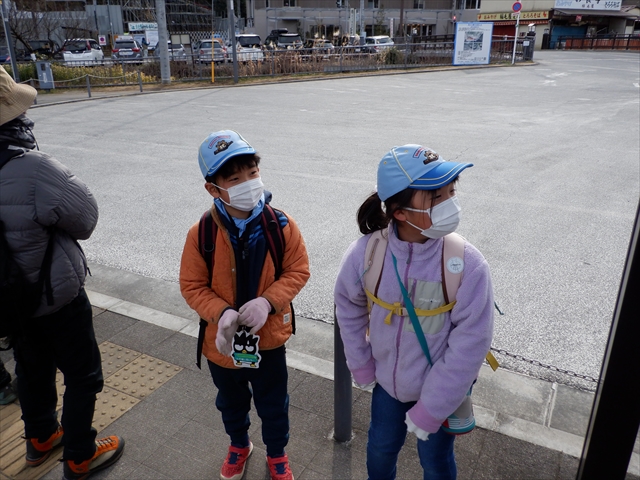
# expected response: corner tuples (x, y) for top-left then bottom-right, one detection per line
(260, 205), (285, 279)
(0, 148), (24, 170)
(196, 209), (218, 369)
(260, 205), (296, 334)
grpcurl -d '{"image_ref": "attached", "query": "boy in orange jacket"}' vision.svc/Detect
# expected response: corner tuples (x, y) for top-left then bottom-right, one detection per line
(180, 130), (310, 480)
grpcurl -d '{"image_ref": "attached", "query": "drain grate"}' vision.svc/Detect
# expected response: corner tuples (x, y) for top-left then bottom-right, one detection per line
(0, 341), (183, 479)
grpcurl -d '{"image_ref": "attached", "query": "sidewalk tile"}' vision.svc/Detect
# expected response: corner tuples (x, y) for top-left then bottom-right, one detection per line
(550, 385), (593, 437)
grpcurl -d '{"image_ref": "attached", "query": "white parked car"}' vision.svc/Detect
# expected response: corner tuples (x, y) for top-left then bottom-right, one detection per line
(62, 39), (104, 65)
(365, 35), (395, 53)
(234, 34), (264, 62)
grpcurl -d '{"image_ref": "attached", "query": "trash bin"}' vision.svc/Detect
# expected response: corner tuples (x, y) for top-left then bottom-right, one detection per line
(522, 32), (536, 60)
(36, 61), (54, 90)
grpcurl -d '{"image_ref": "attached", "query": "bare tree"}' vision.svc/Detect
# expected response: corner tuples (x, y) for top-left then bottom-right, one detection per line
(6, 0), (93, 58)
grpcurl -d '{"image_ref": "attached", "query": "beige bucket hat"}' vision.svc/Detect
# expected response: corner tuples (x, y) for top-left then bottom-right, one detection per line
(0, 66), (37, 126)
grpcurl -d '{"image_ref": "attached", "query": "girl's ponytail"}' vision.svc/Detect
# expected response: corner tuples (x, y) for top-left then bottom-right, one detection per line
(357, 192), (389, 235)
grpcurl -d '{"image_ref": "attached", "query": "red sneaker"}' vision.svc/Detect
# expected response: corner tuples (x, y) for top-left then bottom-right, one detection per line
(220, 442), (253, 480)
(267, 453), (294, 480)
(25, 424), (64, 467)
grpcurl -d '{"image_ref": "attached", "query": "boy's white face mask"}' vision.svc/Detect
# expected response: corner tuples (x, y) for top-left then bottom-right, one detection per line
(214, 177), (264, 212)
(405, 196), (461, 239)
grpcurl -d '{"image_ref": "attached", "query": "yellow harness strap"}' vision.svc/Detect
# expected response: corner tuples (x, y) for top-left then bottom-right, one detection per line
(365, 289), (456, 325)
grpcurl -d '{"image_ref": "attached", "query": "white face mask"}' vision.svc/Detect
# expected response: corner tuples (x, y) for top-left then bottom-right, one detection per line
(405, 196), (461, 239)
(214, 177), (264, 212)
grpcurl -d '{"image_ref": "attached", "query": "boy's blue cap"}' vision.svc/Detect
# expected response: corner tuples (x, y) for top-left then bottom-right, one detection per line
(198, 130), (256, 178)
(377, 144), (473, 201)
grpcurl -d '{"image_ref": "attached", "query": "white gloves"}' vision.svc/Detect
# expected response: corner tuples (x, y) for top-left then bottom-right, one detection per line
(238, 297), (271, 334)
(405, 413), (431, 441)
(215, 309), (240, 356)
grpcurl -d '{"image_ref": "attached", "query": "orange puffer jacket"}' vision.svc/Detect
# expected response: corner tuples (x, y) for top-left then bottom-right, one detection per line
(179, 206), (310, 368)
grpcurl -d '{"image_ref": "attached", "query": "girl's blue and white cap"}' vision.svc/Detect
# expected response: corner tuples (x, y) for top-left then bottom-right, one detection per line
(376, 144), (473, 201)
(198, 130), (256, 178)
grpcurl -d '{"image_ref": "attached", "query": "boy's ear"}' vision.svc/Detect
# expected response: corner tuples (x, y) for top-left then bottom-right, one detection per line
(204, 182), (220, 198)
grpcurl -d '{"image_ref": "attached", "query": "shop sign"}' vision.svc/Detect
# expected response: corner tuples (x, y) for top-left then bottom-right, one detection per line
(554, 0), (621, 11)
(128, 22), (158, 31)
(477, 11), (549, 21)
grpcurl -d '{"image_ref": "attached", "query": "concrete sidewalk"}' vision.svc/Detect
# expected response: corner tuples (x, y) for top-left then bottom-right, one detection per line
(2, 263), (638, 479)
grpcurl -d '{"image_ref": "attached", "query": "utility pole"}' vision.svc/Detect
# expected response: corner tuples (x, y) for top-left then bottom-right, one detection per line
(227, 0), (238, 83)
(0, 0), (20, 81)
(155, 0), (171, 84)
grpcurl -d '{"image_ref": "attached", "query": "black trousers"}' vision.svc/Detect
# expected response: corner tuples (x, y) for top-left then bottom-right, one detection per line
(0, 358), (11, 389)
(13, 289), (103, 462)
(208, 345), (289, 457)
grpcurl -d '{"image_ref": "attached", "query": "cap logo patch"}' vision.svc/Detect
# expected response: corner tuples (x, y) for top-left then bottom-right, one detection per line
(207, 135), (231, 149)
(423, 150), (439, 164)
(413, 147), (425, 158)
(213, 139), (233, 155)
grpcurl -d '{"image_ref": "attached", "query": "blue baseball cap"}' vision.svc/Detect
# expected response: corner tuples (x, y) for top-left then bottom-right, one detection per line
(198, 130), (256, 178)
(376, 145), (473, 201)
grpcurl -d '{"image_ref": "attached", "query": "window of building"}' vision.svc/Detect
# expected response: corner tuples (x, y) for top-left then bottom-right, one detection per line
(414, 0), (424, 8)
(456, 0), (480, 8)
(284, 0), (296, 6)
(368, 0), (380, 8)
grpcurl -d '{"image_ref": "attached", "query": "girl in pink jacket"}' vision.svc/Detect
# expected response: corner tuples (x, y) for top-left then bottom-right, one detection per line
(334, 144), (494, 480)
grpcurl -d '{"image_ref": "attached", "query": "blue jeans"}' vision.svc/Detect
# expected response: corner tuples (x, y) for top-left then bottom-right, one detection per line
(367, 384), (456, 480)
(207, 345), (289, 457)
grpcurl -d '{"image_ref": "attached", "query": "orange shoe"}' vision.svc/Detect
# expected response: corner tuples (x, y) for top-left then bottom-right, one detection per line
(220, 442), (253, 480)
(63, 435), (125, 480)
(267, 453), (294, 480)
(25, 424), (64, 467)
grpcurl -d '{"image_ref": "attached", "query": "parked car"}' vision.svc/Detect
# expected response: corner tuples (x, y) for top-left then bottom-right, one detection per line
(264, 29), (303, 50)
(234, 34), (264, 62)
(62, 38), (104, 65)
(112, 37), (143, 62)
(364, 35), (395, 52)
(302, 38), (335, 60)
(0, 46), (10, 64)
(195, 38), (227, 64)
(167, 42), (188, 61)
(15, 39), (61, 60)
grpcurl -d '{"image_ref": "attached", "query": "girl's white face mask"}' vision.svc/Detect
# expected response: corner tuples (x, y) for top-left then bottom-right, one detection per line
(214, 177), (264, 212)
(404, 196), (461, 239)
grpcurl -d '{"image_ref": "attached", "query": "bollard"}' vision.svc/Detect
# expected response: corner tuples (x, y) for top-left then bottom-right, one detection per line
(138, 70), (143, 92)
(30, 79), (37, 104)
(334, 306), (352, 442)
(86, 74), (91, 98)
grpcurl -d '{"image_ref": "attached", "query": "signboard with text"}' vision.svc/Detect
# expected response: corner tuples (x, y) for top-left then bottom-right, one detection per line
(453, 22), (493, 66)
(554, 0), (621, 11)
(128, 22), (158, 31)
(478, 11), (549, 21)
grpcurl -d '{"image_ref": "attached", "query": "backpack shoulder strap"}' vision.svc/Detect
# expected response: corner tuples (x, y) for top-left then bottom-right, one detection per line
(260, 204), (285, 279)
(198, 209), (217, 286)
(442, 232), (465, 303)
(196, 208), (217, 370)
(363, 228), (388, 308)
(0, 148), (24, 170)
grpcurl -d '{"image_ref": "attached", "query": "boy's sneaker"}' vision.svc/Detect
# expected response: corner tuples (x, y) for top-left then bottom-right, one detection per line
(63, 435), (125, 480)
(266, 453), (294, 480)
(442, 389), (475, 435)
(220, 441), (253, 480)
(25, 424), (64, 467)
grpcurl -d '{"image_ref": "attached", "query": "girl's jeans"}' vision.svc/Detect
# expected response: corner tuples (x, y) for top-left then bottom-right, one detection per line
(367, 384), (457, 480)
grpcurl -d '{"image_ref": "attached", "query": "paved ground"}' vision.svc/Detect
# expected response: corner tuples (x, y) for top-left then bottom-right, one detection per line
(24, 50), (640, 389)
(2, 300), (638, 480)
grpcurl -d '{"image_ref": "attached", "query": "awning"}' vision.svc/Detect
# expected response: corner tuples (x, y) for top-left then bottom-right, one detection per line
(492, 19), (549, 26)
(553, 8), (639, 18)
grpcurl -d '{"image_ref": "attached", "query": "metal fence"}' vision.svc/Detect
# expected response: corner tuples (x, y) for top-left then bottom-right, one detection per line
(10, 40), (528, 92)
(556, 34), (640, 51)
